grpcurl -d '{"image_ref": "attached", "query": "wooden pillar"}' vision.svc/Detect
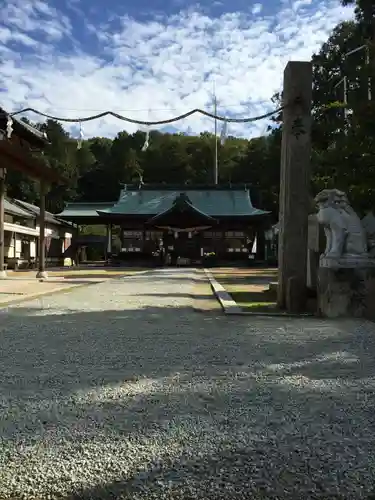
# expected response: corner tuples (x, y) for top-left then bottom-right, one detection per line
(36, 180), (48, 279)
(106, 224), (112, 256)
(120, 226), (126, 252)
(143, 227), (148, 257)
(75, 224), (80, 266)
(0, 167), (6, 278)
(277, 61), (312, 311)
(255, 225), (265, 261)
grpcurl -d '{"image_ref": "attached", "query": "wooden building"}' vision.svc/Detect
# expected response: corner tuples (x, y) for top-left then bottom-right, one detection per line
(3, 198), (74, 269)
(57, 184), (270, 265)
(0, 106), (62, 277)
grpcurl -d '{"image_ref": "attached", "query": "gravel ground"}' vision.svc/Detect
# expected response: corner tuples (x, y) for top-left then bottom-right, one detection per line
(0, 268), (375, 499)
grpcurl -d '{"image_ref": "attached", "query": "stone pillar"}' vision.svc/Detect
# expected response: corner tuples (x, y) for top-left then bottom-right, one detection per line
(277, 61), (312, 311)
(0, 167), (6, 278)
(36, 180), (48, 279)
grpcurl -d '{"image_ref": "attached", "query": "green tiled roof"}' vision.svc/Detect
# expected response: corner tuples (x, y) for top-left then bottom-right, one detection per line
(98, 188), (268, 217)
(14, 199), (70, 226)
(4, 199), (34, 219)
(57, 202), (115, 219)
(147, 192), (216, 224)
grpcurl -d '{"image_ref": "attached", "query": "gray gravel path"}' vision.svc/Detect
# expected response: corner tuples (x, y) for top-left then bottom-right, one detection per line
(1, 268), (375, 499)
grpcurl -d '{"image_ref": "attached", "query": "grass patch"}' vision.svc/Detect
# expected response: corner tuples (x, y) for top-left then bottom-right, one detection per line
(228, 289), (279, 313)
(211, 267), (280, 313)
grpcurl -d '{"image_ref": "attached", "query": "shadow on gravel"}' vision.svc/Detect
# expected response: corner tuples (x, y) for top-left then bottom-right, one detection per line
(213, 274), (277, 284)
(0, 304), (375, 499)
(66, 454), (370, 500)
(119, 276), (207, 283)
(136, 292), (216, 300)
(51, 280), (105, 285)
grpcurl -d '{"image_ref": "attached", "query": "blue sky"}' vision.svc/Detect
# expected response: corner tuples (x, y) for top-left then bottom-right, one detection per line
(0, 0), (352, 139)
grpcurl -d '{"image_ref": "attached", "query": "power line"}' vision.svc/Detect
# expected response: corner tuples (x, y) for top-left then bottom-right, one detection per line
(11, 102), (265, 114)
(9, 103), (287, 126)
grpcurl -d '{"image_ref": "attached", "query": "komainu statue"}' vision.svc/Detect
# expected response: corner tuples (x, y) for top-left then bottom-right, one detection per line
(361, 212), (375, 258)
(315, 189), (368, 260)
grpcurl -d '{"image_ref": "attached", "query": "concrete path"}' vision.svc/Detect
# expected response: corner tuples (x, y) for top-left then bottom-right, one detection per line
(0, 268), (144, 307)
(0, 277), (86, 307)
(0, 268), (375, 499)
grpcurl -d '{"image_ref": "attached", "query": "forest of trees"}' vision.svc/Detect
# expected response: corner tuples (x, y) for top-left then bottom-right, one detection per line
(5, 0), (375, 221)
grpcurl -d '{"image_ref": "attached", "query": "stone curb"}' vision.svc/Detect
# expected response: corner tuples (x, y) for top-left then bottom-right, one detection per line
(204, 269), (314, 318)
(204, 269), (242, 314)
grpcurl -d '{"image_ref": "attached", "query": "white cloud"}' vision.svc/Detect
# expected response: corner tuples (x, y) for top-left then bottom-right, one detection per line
(252, 3), (263, 15)
(2, 0), (72, 40)
(0, 0), (353, 139)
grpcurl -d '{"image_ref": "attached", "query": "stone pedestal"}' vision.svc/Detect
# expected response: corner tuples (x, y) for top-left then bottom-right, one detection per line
(307, 249), (318, 289)
(307, 214), (325, 290)
(318, 260), (375, 319)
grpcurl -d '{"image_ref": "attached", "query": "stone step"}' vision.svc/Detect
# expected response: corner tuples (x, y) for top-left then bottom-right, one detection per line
(269, 281), (278, 293)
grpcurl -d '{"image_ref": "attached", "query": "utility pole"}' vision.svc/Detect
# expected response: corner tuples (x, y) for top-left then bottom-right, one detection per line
(345, 45), (371, 101)
(343, 75), (348, 118)
(334, 76), (348, 133)
(366, 44), (371, 101)
(213, 81), (218, 185)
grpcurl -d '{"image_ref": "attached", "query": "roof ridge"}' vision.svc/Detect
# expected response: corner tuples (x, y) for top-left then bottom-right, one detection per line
(64, 201), (116, 206)
(14, 199), (70, 225)
(120, 184), (250, 192)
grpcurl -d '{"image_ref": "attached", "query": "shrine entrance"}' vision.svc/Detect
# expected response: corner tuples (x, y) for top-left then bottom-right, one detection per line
(174, 231), (200, 259)
(147, 192), (216, 265)
(162, 229), (204, 262)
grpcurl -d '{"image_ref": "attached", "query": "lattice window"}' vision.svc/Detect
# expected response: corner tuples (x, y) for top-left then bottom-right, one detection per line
(203, 231), (222, 238)
(123, 230), (143, 239)
(225, 231), (244, 238)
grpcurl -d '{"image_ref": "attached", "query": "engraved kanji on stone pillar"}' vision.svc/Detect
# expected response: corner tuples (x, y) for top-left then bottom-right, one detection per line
(277, 61), (313, 312)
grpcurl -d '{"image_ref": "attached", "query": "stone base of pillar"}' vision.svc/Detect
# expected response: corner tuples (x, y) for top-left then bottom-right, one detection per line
(36, 270), (48, 280)
(285, 275), (307, 313)
(0, 269), (7, 279)
(318, 265), (375, 319)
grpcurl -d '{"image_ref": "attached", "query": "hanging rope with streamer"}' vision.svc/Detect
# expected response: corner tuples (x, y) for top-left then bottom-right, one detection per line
(141, 129), (150, 151)
(77, 121), (84, 149)
(8, 103), (288, 126)
(6, 116), (13, 139)
(220, 120), (228, 145)
(141, 108), (152, 151)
